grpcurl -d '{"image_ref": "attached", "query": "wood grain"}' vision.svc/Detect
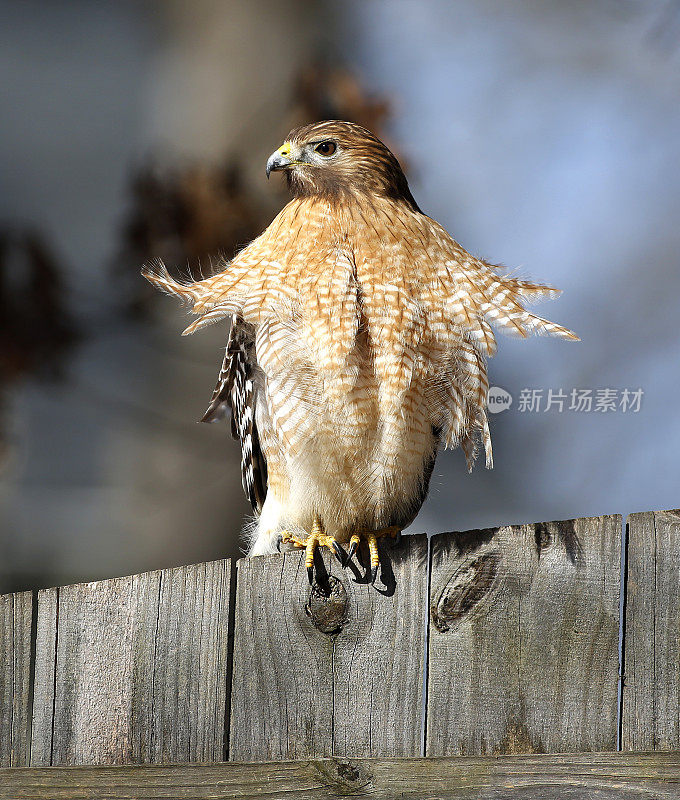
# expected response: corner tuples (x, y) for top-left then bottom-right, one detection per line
(230, 534), (428, 761)
(9, 508), (680, 771)
(30, 561), (231, 766)
(1, 752), (679, 799)
(622, 509), (680, 750)
(427, 516), (622, 756)
(0, 590), (33, 766)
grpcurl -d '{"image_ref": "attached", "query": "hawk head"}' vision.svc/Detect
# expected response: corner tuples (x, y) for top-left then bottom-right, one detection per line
(266, 120), (419, 210)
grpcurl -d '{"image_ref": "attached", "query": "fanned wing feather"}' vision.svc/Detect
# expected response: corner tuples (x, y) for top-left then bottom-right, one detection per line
(143, 191), (577, 491)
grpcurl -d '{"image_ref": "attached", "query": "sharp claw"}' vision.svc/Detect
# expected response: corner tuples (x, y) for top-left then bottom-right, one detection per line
(275, 534), (282, 552)
(331, 540), (346, 565)
(347, 540), (357, 562)
(370, 565), (378, 585)
(307, 565), (314, 585)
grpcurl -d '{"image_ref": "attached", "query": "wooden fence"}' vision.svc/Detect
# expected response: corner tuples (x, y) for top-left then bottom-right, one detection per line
(1, 509), (680, 797)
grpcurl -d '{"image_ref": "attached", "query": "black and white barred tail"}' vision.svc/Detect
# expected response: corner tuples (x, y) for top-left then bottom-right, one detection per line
(201, 319), (268, 513)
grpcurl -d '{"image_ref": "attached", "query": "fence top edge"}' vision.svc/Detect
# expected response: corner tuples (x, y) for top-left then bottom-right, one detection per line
(8, 508), (680, 599)
(627, 508), (680, 523)
(429, 511), (623, 541)
(0, 557), (232, 602)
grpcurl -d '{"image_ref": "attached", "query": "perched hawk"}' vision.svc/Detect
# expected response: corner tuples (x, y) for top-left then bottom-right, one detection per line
(143, 121), (577, 582)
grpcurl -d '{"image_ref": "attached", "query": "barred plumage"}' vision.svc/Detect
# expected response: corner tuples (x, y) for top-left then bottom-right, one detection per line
(201, 319), (267, 513)
(143, 120), (577, 559)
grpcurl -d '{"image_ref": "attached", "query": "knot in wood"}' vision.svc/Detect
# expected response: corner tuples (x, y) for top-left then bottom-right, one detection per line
(306, 576), (348, 635)
(431, 551), (500, 633)
(313, 758), (373, 791)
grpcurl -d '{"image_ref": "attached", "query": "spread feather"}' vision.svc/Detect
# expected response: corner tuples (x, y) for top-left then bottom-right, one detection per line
(142, 120), (577, 554)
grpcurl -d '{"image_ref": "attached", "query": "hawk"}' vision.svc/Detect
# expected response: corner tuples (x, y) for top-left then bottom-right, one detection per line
(143, 120), (577, 583)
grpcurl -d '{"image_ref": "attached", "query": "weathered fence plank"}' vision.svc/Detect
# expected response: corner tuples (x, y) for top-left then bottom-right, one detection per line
(0, 591), (33, 767)
(622, 509), (680, 751)
(426, 515), (621, 756)
(30, 560), (231, 766)
(30, 587), (58, 765)
(229, 534), (428, 762)
(7, 509), (680, 771)
(1, 752), (679, 799)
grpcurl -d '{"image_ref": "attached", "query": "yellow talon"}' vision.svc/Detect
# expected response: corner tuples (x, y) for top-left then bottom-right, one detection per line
(345, 526), (402, 584)
(348, 534), (361, 561)
(280, 522), (342, 559)
(279, 517), (344, 583)
(305, 533), (317, 573)
(278, 521), (401, 585)
(367, 534), (379, 584)
(280, 530), (307, 549)
(367, 533), (379, 568)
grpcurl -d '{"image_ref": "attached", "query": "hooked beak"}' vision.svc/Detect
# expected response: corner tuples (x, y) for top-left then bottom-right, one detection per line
(266, 142), (294, 178)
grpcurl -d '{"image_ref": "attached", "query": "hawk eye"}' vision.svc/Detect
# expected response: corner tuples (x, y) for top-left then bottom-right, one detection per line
(314, 141), (337, 156)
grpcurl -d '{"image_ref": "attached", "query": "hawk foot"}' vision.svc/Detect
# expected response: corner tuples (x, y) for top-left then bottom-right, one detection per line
(277, 520), (401, 585)
(278, 518), (344, 584)
(348, 526), (401, 584)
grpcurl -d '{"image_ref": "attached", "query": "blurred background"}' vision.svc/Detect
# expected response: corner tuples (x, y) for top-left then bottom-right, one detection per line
(1, 0), (679, 593)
